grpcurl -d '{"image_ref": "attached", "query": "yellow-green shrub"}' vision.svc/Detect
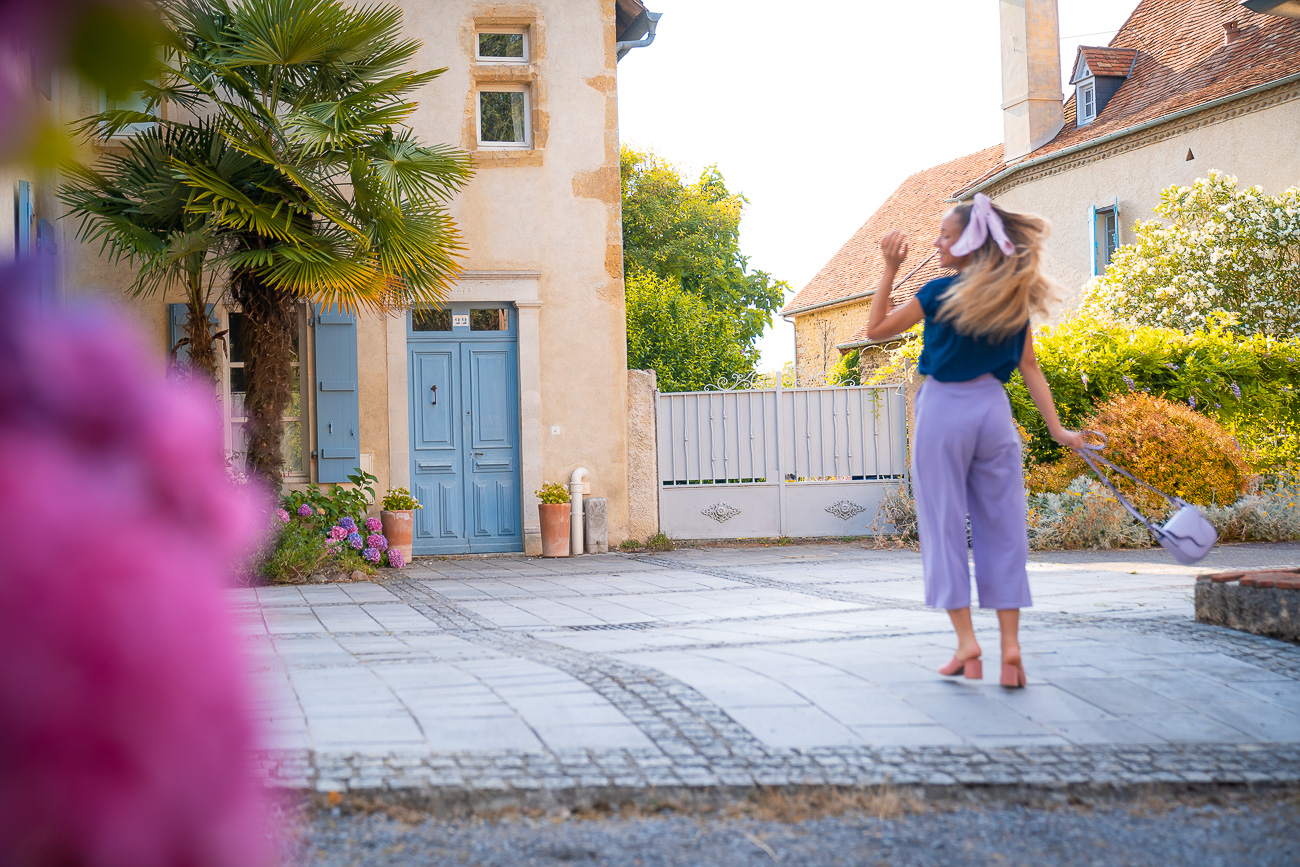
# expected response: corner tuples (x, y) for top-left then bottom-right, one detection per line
(1056, 393), (1249, 513)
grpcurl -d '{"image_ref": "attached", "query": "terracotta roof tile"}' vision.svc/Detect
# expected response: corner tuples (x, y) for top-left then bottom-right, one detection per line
(958, 0), (1300, 196)
(782, 144), (1003, 317)
(1075, 46), (1139, 80)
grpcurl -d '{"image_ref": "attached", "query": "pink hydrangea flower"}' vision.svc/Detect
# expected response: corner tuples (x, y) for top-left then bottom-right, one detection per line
(275, 508), (290, 524)
(328, 525), (347, 540)
(365, 517), (382, 533)
(0, 272), (269, 866)
(366, 533), (387, 550)
(386, 548), (405, 569)
(296, 503), (313, 518)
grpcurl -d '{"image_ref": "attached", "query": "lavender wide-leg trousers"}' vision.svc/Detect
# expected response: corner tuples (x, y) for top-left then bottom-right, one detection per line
(912, 374), (1031, 610)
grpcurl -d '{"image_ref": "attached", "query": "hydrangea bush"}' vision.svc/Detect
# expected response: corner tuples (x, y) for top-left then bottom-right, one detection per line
(1083, 172), (1300, 337)
(262, 482), (408, 582)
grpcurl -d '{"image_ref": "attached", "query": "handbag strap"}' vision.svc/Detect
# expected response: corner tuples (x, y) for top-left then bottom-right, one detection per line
(1073, 431), (1182, 537)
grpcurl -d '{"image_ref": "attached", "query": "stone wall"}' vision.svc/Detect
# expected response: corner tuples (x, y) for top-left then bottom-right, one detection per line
(625, 368), (659, 541)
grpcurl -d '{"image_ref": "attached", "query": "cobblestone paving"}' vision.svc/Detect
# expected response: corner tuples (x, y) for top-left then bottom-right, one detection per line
(238, 542), (1300, 799)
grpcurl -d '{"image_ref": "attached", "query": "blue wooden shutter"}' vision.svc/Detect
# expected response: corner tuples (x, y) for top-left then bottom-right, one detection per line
(313, 304), (361, 483)
(1088, 204), (1099, 276)
(168, 303), (217, 362)
(16, 180), (33, 259)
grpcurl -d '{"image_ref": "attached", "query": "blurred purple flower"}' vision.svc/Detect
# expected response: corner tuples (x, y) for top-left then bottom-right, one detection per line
(362, 547), (381, 563)
(1189, 395), (1197, 409)
(366, 533), (387, 550)
(1122, 375), (1135, 391)
(295, 503), (312, 518)
(386, 548), (405, 569)
(1080, 373), (1088, 387)
(365, 517), (382, 533)
(1230, 382), (1241, 400)
(347, 532), (364, 550)
(338, 516), (356, 531)
(0, 267), (268, 866)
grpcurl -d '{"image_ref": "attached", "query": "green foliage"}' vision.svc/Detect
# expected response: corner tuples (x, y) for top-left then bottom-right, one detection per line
(261, 518), (334, 583)
(1085, 171), (1300, 337)
(625, 270), (752, 391)
(1026, 477), (1151, 551)
(534, 481), (570, 505)
(618, 538), (643, 552)
(282, 469), (378, 525)
(1005, 315), (1300, 471)
(644, 532), (674, 552)
(621, 145), (787, 364)
(827, 349), (861, 386)
(381, 487), (421, 511)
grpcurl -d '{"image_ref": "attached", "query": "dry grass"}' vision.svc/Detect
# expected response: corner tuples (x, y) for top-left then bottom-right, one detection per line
(730, 785), (924, 823)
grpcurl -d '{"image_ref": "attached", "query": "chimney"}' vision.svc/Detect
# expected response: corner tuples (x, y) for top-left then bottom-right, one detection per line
(1223, 21), (1241, 43)
(999, 0), (1065, 161)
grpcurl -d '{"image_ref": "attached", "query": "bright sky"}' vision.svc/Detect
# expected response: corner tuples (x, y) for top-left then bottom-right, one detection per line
(616, 0), (1142, 370)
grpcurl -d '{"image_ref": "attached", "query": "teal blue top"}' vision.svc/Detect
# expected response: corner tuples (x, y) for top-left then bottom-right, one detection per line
(914, 276), (1027, 383)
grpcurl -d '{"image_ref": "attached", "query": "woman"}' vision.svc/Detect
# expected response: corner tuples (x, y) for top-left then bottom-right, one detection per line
(865, 193), (1083, 688)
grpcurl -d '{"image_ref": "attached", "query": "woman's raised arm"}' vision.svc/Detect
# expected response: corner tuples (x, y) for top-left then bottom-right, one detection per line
(865, 229), (924, 341)
(1017, 330), (1084, 452)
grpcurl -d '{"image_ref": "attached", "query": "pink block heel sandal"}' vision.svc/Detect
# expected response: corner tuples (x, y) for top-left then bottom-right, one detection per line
(938, 656), (983, 679)
(1000, 663), (1027, 689)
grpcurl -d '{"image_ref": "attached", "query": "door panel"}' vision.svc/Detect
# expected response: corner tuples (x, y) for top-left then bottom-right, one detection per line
(410, 348), (463, 548)
(462, 341), (520, 552)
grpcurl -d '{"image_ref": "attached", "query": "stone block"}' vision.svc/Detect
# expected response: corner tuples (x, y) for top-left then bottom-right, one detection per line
(584, 496), (608, 554)
(1195, 567), (1300, 640)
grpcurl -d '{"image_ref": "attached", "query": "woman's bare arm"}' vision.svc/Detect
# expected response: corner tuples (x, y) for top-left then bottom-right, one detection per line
(1018, 330), (1084, 451)
(865, 230), (925, 341)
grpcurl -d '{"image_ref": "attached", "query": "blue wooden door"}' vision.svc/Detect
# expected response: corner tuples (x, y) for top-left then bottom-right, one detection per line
(409, 306), (521, 555)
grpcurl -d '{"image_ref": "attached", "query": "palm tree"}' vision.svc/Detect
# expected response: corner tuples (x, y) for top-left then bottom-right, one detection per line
(59, 120), (262, 382)
(77, 0), (473, 483)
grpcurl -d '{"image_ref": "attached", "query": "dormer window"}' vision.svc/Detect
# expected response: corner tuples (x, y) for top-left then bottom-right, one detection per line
(1069, 46), (1138, 128)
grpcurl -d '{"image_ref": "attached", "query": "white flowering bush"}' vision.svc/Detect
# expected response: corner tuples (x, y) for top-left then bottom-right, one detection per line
(1085, 171), (1300, 337)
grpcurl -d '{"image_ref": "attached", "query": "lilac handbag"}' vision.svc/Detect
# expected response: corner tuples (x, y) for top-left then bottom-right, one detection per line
(1075, 431), (1218, 566)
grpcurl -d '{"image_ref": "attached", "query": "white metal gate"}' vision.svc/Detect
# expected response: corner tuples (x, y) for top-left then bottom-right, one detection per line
(656, 383), (908, 539)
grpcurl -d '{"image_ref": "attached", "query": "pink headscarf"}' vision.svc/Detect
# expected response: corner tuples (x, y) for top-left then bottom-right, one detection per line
(951, 192), (1016, 257)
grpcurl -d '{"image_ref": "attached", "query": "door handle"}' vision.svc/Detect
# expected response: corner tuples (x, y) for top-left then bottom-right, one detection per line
(430, 384), (437, 405)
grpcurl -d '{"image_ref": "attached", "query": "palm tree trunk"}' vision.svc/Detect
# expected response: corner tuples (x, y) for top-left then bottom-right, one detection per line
(233, 265), (296, 486)
(182, 267), (220, 384)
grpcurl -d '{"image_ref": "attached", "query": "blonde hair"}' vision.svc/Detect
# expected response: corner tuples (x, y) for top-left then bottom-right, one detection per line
(937, 200), (1060, 340)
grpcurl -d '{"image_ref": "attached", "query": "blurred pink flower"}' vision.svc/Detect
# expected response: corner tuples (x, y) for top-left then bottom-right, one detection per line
(0, 271), (271, 867)
(364, 516), (382, 533)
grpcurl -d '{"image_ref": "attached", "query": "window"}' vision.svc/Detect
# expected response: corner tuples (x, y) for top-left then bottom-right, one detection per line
(477, 85), (530, 148)
(100, 89), (157, 137)
(477, 30), (528, 63)
(223, 306), (309, 478)
(470, 308), (509, 331)
(413, 308), (453, 331)
(1078, 83), (1097, 125)
(1092, 205), (1120, 276)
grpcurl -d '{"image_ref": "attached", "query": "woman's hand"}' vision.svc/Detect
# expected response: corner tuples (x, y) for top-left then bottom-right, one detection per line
(880, 230), (909, 270)
(1051, 427), (1085, 452)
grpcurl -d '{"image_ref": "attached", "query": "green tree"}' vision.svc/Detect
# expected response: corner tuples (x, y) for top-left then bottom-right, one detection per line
(625, 271), (751, 392)
(72, 0), (473, 483)
(620, 146), (787, 351)
(1085, 171), (1300, 337)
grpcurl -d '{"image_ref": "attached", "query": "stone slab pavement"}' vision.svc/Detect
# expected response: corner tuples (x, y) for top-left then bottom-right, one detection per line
(235, 542), (1300, 798)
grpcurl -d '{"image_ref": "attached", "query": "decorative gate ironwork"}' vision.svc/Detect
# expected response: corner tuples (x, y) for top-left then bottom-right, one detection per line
(656, 382), (908, 539)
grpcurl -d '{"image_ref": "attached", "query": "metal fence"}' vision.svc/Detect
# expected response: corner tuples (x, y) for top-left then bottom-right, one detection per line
(656, 383), (907, 539)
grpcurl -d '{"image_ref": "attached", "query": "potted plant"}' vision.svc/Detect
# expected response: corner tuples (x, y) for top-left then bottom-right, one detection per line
(535, 481), (570, 557)
(380, 487), (420, 563)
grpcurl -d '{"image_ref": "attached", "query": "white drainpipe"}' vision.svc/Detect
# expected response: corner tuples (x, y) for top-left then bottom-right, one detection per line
(569, 467), (588, 556)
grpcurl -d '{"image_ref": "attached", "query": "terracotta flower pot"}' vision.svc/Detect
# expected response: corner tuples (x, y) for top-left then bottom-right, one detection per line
(380, 509), (414, 563)
(538, 503), (571, 557)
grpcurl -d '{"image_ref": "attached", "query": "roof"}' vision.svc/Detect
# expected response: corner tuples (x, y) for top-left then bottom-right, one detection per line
(1072, 46), (1139, 82)
(615, 0), (648, 39)
(959, 0), (1300, 196)
(781, 145), (1003, 318)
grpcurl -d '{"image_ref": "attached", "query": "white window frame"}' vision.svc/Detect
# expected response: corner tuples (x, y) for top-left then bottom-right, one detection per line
(99, 90), (158, 138)
(476, 83), (532, 149)
(219, 303), (311, 482)
(475, 29), (529, 64)
(1078, 82), (1097, 125)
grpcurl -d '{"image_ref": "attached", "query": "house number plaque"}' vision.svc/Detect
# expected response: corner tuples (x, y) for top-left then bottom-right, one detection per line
(452, 314), (470, 328)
